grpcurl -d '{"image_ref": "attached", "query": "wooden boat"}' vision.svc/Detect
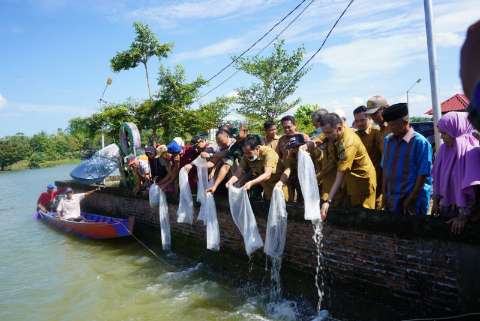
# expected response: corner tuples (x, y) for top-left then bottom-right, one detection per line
(36, 211), (135, 239)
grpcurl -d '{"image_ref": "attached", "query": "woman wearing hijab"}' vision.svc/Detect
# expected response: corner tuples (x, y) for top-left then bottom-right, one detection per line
(432, 112), (480, 234)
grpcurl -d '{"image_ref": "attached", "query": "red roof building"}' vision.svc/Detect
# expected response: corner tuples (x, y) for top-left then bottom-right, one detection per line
(425, 93), (470, 115)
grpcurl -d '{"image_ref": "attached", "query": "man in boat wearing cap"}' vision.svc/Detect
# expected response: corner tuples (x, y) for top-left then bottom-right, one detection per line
(37, 184), (57, 212)
(127, 155), (151, 194)
(319, 113), (377, 220)
(56, 187), (98, 221)
(225, 134), (285, 201)
(381, 103), (432, 215)
(353, 105), (384, 209)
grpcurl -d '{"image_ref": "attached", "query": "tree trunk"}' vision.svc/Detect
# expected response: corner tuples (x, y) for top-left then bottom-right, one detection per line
(152, 127), (157, 145)
(143, 62), (152, 99)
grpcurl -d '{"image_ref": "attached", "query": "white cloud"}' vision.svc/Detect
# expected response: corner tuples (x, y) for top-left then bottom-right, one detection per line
(128, 0), (283, 27)
(0, 94), (7, 110)
(175, 37), (244, 61)
(7, 101), (95, 116)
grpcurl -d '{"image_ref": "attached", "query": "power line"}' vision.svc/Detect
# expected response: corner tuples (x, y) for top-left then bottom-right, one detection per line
(203, 0), (308, 85)
(276, 0), (355, 99)
(196, 0), (316, 102)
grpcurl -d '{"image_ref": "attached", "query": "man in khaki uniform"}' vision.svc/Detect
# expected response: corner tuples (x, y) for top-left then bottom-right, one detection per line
(320, 113), (377, 220)
(366, 95), (390, 144)
(263, 120), (280, 151)
(353, 105), (384, 209)
(225, 134), (286, 201)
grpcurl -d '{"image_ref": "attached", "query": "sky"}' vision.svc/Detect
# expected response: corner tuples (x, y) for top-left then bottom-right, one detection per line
(0, 0), (478, 137)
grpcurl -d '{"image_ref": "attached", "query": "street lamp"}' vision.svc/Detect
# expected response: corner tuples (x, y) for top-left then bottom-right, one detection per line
(99, 77), (113, 149)
(406, 78), (422, 107)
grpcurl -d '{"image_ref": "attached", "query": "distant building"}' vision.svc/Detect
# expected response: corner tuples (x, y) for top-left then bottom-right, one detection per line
(425, 93), (470, 115)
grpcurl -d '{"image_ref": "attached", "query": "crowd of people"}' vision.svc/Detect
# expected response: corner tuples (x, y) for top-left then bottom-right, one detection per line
(122, 93), (480, 235)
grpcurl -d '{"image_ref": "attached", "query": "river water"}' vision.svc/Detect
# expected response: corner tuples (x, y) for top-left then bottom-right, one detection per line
(0, 165), (320, 321)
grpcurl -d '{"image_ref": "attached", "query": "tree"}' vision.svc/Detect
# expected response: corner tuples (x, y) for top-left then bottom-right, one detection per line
(410, 116), (432, 123)
(294, 104), (320, 134)
(136, 65), (206, 142)
(0, 135), (31, 170)
(89, 103), (137, 142)
(183, 96), (233, 136)
(111, 22), (172, 99)
(235, 40), (309, 122)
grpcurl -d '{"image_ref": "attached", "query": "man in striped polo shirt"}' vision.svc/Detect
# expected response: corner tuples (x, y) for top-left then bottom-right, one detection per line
(381, 103), (432, 215)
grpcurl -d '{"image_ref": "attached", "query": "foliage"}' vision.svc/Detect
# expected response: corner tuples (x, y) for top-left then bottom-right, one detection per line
(111, 22), (173, 98)
(136, 65), (207, 142)
(89, 103), (137, 141)
(183, 96), (233, 136)
(0, 135), (31, 170)
(410, 116), (432, 123)
(294, 104), (320, 134)
(235, 40), (309, 122)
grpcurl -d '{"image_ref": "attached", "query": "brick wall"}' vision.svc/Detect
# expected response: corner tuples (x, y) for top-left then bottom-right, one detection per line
(61, 182), (480, 321)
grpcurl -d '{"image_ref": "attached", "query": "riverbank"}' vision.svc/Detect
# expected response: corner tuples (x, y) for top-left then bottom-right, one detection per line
(2, 158), (80, 172)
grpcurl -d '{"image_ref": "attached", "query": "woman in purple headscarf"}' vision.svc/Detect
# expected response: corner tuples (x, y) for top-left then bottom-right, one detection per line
(432, 112), (480, 234)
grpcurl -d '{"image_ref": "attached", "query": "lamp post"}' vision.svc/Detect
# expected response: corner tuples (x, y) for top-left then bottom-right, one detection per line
(98, 78), (112, 149)
(406, 78), (422, 107)
(423, 0), (442, 151)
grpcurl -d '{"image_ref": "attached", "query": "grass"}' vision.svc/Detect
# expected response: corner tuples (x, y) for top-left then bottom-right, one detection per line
(5, 158), (81, 171)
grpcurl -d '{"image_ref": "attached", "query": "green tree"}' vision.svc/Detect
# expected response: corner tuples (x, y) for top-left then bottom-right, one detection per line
(30, 132), (55, 158)
(136, 65), (206, 142)
(235, 40), (309, 122)
(0, 135), (31, 170)
(294, 104), (320, 134)
(111, 22), (173, 99)
(410, 116), (432, 122)
(184, 96), (233, 136)
(89, 103), (137, 142)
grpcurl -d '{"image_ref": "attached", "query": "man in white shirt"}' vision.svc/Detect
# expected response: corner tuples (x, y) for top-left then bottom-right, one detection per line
(56, 187), (98, 221)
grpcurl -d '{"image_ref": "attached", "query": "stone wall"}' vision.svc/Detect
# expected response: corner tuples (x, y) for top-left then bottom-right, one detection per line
(58, 181), (480, 321)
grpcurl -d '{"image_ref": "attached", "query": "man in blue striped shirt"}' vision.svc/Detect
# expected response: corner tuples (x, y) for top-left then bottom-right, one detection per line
(381, 103), (432, 215)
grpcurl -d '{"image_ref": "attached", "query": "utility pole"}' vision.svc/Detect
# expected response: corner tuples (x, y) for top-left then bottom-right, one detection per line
(407, 78), (422, 107)
(423, 0), (441, 151)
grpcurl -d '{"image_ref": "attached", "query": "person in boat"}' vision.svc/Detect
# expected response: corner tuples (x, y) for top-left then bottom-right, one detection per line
(381, 103), (432, 216)
(353, 105), (384, 209)
(128, 155), (151, 194)
(37, 184), (57, 212)
(56, 187), (98, 221)
(225, 134), (285, 200)
(320, 113), (377, 220)
(206, 125), (248, 194)
(263, 120), (280, 151)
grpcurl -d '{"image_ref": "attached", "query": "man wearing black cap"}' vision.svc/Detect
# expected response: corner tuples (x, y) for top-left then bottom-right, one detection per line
(381, 103), (432, 215)
(319, 113), (377, 220)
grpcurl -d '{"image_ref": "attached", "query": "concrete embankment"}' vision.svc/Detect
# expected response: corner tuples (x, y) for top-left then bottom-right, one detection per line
(56, 180), (480, 321)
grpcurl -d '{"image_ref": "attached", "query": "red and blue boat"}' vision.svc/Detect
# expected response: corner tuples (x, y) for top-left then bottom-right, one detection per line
(36, 211), (135, 239)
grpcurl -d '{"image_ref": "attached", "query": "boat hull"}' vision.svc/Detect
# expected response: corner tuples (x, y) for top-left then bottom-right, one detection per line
(36, 211), (134, 239)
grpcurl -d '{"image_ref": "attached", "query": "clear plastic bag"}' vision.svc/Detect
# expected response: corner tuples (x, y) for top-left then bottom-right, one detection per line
(228, 186), (264, 256)
(205, 192), (220, 251)
(297, 149), (321, 221)
(149, 184), (160, 208)
(192, 156), (213, 223)
(158, 189), (171, 251)
(177, 167), (194, 224)
(264, 186), (288, 258)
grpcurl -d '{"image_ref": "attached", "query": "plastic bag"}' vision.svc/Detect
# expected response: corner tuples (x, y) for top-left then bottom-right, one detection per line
(158, 189), (171, 251)
(228, 186), (263, 256)
(177, 167), (194, 224)
(149, 184), (160, 208)
(264, 186), (288, 258)
(297, 149), (321, 221)
(192, 156), (212, 223)
(205, 192), (220, 251)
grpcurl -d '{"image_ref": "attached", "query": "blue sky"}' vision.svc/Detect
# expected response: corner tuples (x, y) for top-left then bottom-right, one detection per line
(0, 0), (478, 136)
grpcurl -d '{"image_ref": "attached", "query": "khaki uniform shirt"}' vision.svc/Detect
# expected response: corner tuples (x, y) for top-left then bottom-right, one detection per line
(264, 135), (280, 151)
(239, 146), (282, 199)
(276, 133), (310, 160)
(323, 127), (377, 208)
